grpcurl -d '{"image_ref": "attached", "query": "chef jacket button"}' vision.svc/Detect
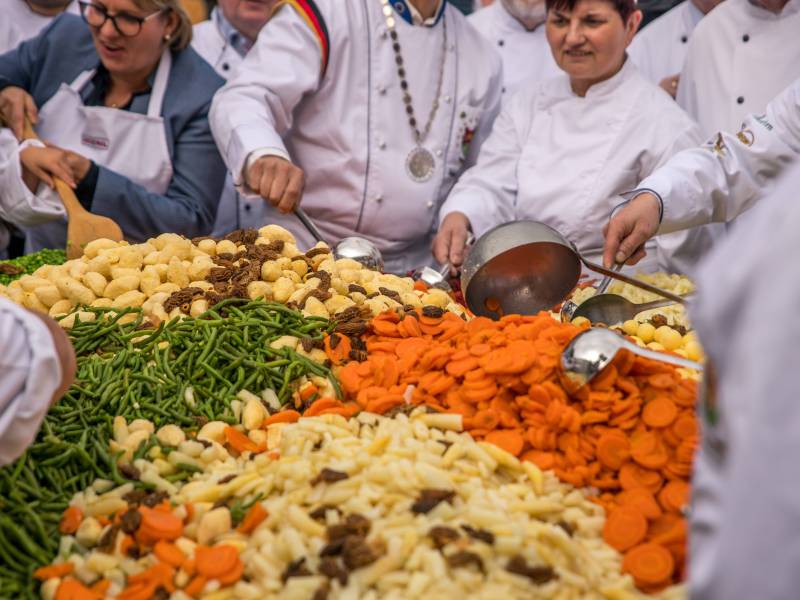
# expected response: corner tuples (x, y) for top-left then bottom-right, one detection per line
(502, 87), (507, 94)
(435, 149), (443, 157)
(378, 139), (387, 149)
(498, 39), (505, 47)
(742, 34), (750, 42)
(444, 95), (452, 104)
(222, 63), (230, 71)
(427, 201), (434, 209)
(378, 85), (387, 95)
(244, 204), (251, 212)
(737, 96), (745, 104)
(680, 35), (688, 43)
(380, 28), (388, 39)
(374, 194), (383, 203)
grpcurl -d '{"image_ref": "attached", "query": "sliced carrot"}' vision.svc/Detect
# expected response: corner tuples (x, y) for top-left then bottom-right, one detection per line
(154, 540), (186, 568)
(237, 503), (268, 534)
(630, 432), (669, 469)
(303, 397), (342, 417)
(264, 410), (301, 426)
(603, 507), (648, 551)
(223, 426), (261, 454)
(59, 506), (83, 534)
(184, 575), (207, 598)
(34, 562), (75, 581)
(55, 578), (100, 600)
(365, 394), (405, 415)
(672, 413), (698, 439)
(217, 559), (245, 585)
(195, 544), (240, 579)
(138, 506), (183, 542)
(90, 579), (111, 595)
(115, 580), (156, 600)
(298, 383), (319, 402)
(657, 480), (690, 514)
(596, 433), (631, 470)
(617, 488), (662, 520)
(623, 543), (675, 586)
(484, 430), (525, 457)
(642, 397), (679, 428)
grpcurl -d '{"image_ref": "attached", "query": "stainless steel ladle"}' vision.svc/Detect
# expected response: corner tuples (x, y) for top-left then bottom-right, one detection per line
(294, 207), (384, 271)
(560, 328), (703, 390)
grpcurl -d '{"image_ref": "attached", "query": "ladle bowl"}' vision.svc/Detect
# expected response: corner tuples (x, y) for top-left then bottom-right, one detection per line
(560, 328), (703, 390)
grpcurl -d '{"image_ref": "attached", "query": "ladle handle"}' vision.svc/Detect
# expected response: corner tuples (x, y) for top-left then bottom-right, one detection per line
(623, 340), (704, 371)
(581, 259), (687, 305)
(636, 296), (693, 312)
(596, 262), (622, 295)
(294, 207), (326, 244)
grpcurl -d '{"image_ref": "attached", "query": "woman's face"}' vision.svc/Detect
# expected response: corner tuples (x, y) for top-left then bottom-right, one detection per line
(87, 0), (177, 79)
(546, 0), (641, 87)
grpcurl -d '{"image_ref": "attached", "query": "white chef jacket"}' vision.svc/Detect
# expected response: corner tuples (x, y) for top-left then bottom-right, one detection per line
(210, 0), (502, 273)
(0, 0), (79, 54)
(468, 1), (559, 98)
(439, 58), (702, 270)
(689, 161), (800, 600)
(677, 0), (800, 138)
(193, 9), (269, 236)
(0, 297), (61, 465)
(0, 130), (65, 254)
(639, 79), (800, 234)
(628, 0), (704, 86)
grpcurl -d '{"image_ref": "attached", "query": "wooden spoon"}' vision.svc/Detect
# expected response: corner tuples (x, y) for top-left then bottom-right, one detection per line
(21, 117), (123, 259)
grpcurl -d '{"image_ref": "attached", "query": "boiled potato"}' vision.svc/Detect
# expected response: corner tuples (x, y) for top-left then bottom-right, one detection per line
(18, 276), (51, 293)
(215, 239), (237, 255)
(91, 298), (113, 308)
(258, 224), (296, 244)
(196, 238), (216, 257)
(83, 272), (108, 297)
(166, 257), (189, 288)
(112, 290), (146, 309)
(33, 285), (62, 308)
(139, 270), (161, 296)
(86, 255), (113, 278)
(110, 267), (141, 280)
(153, 282), (180, 295)
(104, 275), (140, 300)
(272, 277), (295, 303)
(247, 281), (272, 301)
(83, 238), (121, 259)
(22, 292), (48, 312)
(261, 261), (281, 282)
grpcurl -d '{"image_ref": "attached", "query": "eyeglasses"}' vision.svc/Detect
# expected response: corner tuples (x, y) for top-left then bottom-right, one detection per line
(79, 1), (166, 37)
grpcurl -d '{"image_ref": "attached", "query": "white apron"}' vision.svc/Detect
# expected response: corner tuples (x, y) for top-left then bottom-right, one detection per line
(25, 50), (175, 252)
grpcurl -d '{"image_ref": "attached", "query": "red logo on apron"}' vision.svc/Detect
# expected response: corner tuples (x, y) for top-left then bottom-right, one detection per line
(81, 134), (109, 150)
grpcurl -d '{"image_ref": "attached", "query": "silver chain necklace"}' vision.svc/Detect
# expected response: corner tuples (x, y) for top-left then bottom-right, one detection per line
(379, 0), (448, 182)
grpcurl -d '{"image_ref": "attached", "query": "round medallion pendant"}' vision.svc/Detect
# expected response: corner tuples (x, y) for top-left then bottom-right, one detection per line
(405, 146), (436, 182)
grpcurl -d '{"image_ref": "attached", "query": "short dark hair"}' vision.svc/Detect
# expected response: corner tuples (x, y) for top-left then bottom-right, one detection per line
(545, 0), (637, 21)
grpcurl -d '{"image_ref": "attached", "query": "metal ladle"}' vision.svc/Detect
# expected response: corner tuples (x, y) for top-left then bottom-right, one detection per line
(560, 262), (622, 323)
(461, 221), (687, 320)
(294, 207), (384, 271)
(567, 293), (691, 326)
(560, 328), (703, 390)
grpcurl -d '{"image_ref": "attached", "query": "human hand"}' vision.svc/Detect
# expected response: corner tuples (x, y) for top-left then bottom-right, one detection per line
(602, 192), (661, 268)
(0, 86), (38, 140)
(20, 146), (78, 191)
(246, 155), (305, 213)
(432, 212), (471, 271)
(659, 74), (680, 99)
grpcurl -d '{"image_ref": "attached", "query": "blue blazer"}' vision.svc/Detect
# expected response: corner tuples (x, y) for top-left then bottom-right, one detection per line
(0, 14), (227, 241)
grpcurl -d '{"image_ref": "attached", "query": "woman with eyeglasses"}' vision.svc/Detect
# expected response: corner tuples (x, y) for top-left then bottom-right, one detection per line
(0, 0), (226, 251)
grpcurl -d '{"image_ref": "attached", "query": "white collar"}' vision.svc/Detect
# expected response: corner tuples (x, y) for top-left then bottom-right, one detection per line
(406, 0), (445, 26)
(495, 0), (546, 33)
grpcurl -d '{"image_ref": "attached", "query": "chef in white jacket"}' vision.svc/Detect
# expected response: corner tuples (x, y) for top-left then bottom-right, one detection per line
(0, 0), (79, 54)
(677, 0), (800, 138)
(468, 0), (560, 97)
(0, 297), (76, 465)
(435, 0), (701, 274)
(192, 0), (278, 236)
(603, 78), (799, 267)
(627, 0), (723, 97)
(0, 129), (66, 256)
(210, 0), (502, 273)
(687, 161), (800, 600)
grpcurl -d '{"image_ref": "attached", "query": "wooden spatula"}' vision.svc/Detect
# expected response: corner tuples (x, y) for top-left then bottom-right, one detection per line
(21, 117), (124, 259)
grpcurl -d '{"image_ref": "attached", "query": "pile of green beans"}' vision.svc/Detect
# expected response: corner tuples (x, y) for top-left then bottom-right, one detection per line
(0, 248), (67, 285)
(0, 298), (337, 598)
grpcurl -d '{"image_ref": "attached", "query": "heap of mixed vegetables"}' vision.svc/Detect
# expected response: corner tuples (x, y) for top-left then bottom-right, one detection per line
(0, 228), (699, 600)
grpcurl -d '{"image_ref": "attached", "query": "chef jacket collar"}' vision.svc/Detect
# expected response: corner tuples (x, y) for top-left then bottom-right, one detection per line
(543, 54), (635, 103)
(744, 0), (800, 19)
(685, 0), (704, 28)
(213, 7), (252, 57)
(393, 0), (446, 26)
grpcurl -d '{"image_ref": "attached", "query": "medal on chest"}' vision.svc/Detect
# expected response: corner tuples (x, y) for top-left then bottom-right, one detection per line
(380, 0), (448, 183)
